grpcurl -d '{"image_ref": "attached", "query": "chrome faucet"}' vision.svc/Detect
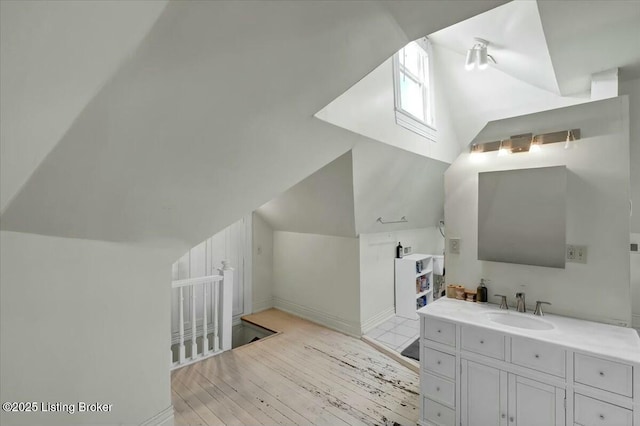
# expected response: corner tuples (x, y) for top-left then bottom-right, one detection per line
(495, 294), (508, 310)
(533, 301), (551, 316)
(515, 292), (526, 313)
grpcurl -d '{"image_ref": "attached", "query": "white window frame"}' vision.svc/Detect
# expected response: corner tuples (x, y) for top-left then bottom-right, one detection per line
(392, 38), (437, 142)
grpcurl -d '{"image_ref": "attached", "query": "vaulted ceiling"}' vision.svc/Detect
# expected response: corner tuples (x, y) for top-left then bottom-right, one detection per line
(0, 0), (506, 246)
(430, 0), (640, 96)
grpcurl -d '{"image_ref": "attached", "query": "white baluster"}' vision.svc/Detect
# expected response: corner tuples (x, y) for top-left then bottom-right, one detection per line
(202, 282), (209, 355)
(213, 280), (219, 352)
(191, 285), (197, 359)
(219, 260), (234, 351)
(178, 287), (185, 364)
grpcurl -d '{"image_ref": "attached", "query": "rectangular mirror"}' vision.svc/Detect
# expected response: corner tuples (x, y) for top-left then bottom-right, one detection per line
(478, 166), (566, 268)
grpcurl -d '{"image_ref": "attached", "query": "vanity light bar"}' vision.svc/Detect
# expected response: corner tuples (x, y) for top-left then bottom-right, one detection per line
(470, 129), (581, 154)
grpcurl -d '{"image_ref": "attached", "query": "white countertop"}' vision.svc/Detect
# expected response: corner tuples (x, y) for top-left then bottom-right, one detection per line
(418, 298), (640, 364)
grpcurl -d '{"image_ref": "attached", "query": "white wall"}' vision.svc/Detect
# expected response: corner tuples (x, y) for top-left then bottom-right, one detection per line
(620, 78), (640, 233)
(360, 227), (444, 333)
(0, 231), (176, 426)
(257, 152), (356, 238)
(445, 97), (631, 326)
(272, 231), (360, 336)
(252, 212), (274, 313)
(352, 140), (449, 235)
(316, 56), (461, 164)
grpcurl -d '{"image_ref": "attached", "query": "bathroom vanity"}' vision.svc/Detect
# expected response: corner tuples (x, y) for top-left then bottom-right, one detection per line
(418, 298), (640, 426)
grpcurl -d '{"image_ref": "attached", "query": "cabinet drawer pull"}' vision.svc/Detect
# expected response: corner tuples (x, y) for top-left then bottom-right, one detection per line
(437, 329), (441, 333)
(501, 414), (506, 419)
(599, 371), (605, 376)
(510, 416), (514, 422)
(436, 387), (440, 391)
(599, 414), (605, 420)
(535, 354), (539, 359)
(437, 412), (441, 417)
(437, 360), (441, 365)
(480, 340), (484, 344)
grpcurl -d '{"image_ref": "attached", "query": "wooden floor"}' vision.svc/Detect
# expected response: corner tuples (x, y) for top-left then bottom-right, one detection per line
(171, 309), (420, 426)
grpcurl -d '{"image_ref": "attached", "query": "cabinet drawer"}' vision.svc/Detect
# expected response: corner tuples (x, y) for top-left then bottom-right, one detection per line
(424, 347), (456, 380)
(461, 326), (504, 360)
(423, 318), (456, 347)
(424, 397), (455, 426)
(422, 371), (455, 408)
(511, 336), (566, 378)
(574, 393), (632, 426)
(574, 353), (633, 397)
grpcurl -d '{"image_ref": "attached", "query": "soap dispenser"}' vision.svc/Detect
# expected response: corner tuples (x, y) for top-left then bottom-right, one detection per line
(477, 279), (488, 303)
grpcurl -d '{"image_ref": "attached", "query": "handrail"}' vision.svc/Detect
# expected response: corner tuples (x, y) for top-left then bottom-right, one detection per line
(171, 274), (223, 288)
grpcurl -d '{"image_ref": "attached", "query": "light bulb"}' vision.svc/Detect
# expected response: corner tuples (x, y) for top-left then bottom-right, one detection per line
(477, 46), (488, 70)
(529, 136), (541, 153)
(498, 140), (512, 156)
(564, 130), (574, 150)
(465, 48), (476, 71)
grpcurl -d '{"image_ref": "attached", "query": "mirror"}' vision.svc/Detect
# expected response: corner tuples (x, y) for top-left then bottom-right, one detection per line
(478, 166), (567, 268)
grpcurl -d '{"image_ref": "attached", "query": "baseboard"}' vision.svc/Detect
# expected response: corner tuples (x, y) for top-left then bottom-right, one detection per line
(633, 314), (640, 329)
(139, 405), (174, 426)
(273, 296), (361, 337)
(252, 297), (274, 314)
(361, 336), (419, 373)
(360, 306), (396, 335)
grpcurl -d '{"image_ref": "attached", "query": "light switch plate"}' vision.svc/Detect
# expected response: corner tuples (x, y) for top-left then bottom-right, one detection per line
(566, 244), (587, 264)
(450, 238), (460, 254)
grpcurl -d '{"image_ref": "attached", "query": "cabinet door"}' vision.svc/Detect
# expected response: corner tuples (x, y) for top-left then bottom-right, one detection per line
(509, 375), (565, 426)
(461, 360), (508, 426)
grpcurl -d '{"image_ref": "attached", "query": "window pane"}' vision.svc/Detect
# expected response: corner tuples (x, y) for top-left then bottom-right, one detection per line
(402, 42), (422, 77)
(400, 72), (424, 121)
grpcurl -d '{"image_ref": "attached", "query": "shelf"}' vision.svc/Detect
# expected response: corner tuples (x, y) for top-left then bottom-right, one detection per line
(400, 254), (433, 261)
(416, 268), (433, 278)
(416, 289), (432, 298)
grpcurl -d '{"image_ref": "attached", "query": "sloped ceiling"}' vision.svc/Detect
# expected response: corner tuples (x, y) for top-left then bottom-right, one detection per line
(430, 0), (559, 94)
(257, 140), (449, 238)
(538, 0), (640, 95)
(429, 0), (640, 96)
(0, 1), (506, 246)
(257, 152), (357, 238)
(0, 0), (169, 212)
(352, 141), (449, 235)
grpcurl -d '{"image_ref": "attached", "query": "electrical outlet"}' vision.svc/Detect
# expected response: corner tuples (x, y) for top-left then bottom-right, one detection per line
(566, 244), (587, 264)
(404, 246), (412, 255)
(631, 243), (639, 252)
(450, 238), (460, 254)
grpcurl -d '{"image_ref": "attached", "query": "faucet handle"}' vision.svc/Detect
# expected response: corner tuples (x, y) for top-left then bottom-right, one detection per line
(533, 301), (551, 316)
(495, 294), (508, 310)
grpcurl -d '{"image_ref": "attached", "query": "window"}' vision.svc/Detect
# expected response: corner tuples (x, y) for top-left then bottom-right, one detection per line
(393, 38), (436, 141)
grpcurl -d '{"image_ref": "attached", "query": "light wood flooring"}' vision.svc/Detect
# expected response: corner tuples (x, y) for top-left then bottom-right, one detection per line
(171, 309), (420, 426)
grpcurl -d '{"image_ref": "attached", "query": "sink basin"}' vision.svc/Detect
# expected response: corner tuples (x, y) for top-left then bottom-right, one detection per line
(486, 312), (555, 330)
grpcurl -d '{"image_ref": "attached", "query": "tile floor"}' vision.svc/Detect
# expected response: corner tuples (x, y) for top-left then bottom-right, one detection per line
(365, 315), (420, 353)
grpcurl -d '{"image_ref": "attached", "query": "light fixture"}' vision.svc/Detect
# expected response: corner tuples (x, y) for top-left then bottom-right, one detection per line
(529, 135), (542, 153)
(465, 48), (477, 70)
(498, 140), (512, 156)
(564, 130), (574, 150)
(469, 129), (581, 156)
(464, 38), (495, 71)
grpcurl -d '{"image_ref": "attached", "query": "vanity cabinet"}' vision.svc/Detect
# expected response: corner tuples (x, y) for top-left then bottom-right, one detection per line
(418, 299), (639, 426)
(460, 360), (564, 426)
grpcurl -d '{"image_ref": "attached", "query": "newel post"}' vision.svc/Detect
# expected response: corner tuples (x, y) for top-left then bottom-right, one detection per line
(218, 260), (234, 351)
